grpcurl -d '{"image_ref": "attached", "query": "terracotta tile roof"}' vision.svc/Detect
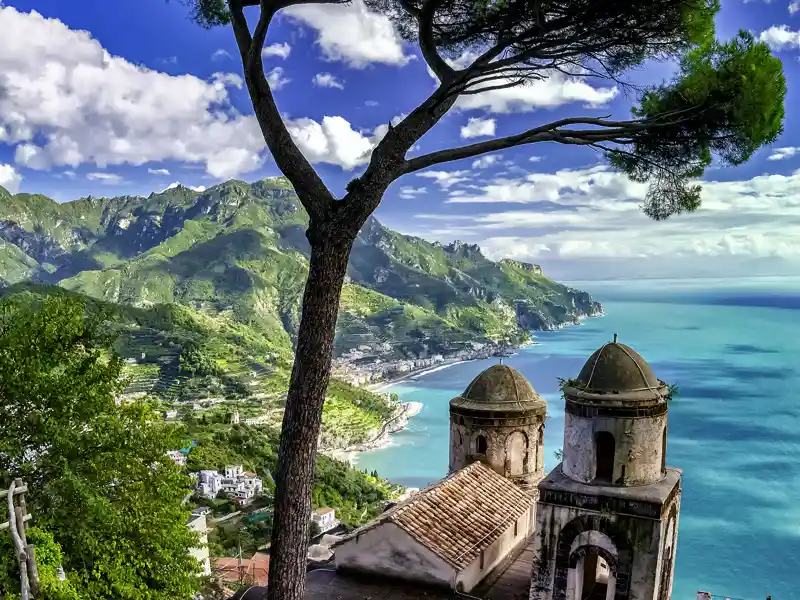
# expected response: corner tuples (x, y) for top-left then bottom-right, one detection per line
(314, 507), (334, 515)
(214, 553), (269, 586)
(335, 462), (532, 570)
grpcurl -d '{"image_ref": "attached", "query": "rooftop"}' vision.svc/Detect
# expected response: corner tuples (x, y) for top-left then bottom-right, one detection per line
(334, 462), (532, 570)
(228, 541), (539, 600)
(450, 364), (546, 413)
(565, 335), (668, 401)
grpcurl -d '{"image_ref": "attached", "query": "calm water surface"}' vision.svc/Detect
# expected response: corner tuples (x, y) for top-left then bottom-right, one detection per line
(354, 277), (800, 600)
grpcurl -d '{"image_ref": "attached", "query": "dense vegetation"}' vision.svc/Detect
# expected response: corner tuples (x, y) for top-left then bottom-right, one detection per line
(0, 294), (399, 595)
(0, 295), (201, 600)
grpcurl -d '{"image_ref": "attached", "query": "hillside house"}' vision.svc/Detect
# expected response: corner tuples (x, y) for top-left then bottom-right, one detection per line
(195, 466), (263, 501)
(311, 507), (338, 533)
(166, 450), (186, 467)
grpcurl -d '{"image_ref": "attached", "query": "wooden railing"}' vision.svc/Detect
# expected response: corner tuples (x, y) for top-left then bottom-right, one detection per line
(1, 479), (40, 600)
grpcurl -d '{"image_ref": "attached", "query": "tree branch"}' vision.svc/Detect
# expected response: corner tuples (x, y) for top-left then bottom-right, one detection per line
(398, 116), (664, 174)
(227, 0), (335, 221)
(418, 0), (456, 82)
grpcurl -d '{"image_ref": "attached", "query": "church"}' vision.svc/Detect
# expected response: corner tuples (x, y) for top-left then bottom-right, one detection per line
(236, 336), (683, 600)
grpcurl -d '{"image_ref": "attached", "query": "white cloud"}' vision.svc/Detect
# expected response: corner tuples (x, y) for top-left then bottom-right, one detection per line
(529, 156), (543, 162)
(446, 164), (646, 205)
(285, 115), (385, 170)
(86, 172), (123, 183)
(163, 182), (206, 193)
(0, 6), (267, 179)
(262, 43), (291, 59)
(460, 117), (496, 139)
(212, 49), (232, 61)
(758, 25), (800, 50)
(407, 164), (800, 277)
(284, 0), (414, 68)
(312, 72), (345, 89)
(428, 55), (617, 114)
(416, 170), (471, 189)
(472, 154), (502, 169)
(768, 147), (800, 161)
(0, 164), (21, 193)
(791, 1), (800, 13)
(364, 100), (379, 107)
(211, 72), (243, 88)
(266, 67), (291, 90)
(398, 186), (426, 199)
(148, 168), (170, 175)
(455, 72), (618, 114)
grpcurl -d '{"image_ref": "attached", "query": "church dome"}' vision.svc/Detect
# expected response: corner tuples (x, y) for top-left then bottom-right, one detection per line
(575, 336), (661, 394)
(450, 364), (546, 412)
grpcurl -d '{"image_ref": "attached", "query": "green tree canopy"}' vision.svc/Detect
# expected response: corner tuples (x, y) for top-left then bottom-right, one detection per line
(180, 2), (786, 600)
(0, 294), (201, 600)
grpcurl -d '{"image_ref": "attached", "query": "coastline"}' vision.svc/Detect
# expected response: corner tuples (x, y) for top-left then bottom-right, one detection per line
(335, 311), (604, 465)
(325, 401), (423, 464)
(368, 359), (476, 392)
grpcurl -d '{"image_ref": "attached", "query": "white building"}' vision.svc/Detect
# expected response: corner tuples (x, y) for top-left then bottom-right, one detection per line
(225, 465), (244, 478)
(187, 512), (212, 576)
(164, 410), (178, 420)
(312, 507), (339, 533)
(332, 461), (534, 594)
(194, 465), (262, 501)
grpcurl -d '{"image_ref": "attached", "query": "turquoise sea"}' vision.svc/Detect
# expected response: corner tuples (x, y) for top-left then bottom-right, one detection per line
(354, 277), (800, 600)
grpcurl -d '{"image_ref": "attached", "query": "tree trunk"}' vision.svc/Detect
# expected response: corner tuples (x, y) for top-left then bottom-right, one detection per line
(267, 230), (353, 600)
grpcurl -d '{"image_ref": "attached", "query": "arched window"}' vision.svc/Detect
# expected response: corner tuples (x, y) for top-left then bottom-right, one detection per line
(457, 430), (463, 446)
(476, 434), (488, 455)
(595, 431), (615, 482)
(458, 416), (465, 426)
(661, 427), (667, 474)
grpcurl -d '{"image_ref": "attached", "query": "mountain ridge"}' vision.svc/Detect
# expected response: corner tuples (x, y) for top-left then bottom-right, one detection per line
(0, 178), (603, 363)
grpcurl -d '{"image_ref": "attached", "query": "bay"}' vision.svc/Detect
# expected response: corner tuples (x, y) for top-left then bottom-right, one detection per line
(353, 277), (800, 600)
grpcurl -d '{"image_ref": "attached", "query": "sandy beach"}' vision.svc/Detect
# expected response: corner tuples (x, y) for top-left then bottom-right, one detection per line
(368, 359), (475, 392)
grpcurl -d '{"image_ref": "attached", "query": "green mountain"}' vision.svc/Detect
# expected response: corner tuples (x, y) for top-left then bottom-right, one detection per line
(0, 178), (602, 401)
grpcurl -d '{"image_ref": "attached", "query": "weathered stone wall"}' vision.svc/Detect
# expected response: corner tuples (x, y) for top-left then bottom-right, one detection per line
(450, 411), (546, 490)
(562, 411), (668, 486)
(529, 503), (664, 600)
(652, 497), (680, 600)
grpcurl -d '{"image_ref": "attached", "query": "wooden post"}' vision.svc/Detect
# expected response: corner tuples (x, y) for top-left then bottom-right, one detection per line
(13, 479), (39, 597)
(25, 545), (40, 597)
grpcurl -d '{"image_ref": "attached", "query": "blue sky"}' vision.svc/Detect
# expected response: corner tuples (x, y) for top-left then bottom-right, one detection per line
(1, 0), (800, 280)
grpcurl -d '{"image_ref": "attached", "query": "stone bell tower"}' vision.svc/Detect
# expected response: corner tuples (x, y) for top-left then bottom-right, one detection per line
(530, 336), (682, 600)
(449, 364), (547, 494)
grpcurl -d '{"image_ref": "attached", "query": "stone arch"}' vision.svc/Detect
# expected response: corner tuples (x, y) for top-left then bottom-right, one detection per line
(595, 431), (615, 482)
(657, 504), (678, 600)
(504, 430), (529, 476)
(554, 516), (632, 600)
(569, 545), (618, 575)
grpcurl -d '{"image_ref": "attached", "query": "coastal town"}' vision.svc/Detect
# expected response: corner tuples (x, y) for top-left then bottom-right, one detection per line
(332, 339), (527, 389)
